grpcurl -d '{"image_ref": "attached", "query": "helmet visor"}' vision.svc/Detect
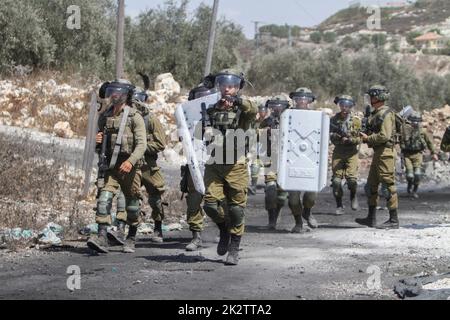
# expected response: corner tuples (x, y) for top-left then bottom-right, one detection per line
(267, 102), (288, 115)
(133, 92), (148, 103)
(293, 96), (313, 106)
(105, 86), (129, 101)
(215, 74), (241, 92)
(338, 99), (355, 109)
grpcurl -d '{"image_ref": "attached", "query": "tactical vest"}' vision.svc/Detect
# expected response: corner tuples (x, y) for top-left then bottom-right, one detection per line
(209, 107), (242, 132)
(368, 107), (397, 146)
(401, 123), (426, 152)
(103, 107), (140, 159)
(331, 114), (359, 142)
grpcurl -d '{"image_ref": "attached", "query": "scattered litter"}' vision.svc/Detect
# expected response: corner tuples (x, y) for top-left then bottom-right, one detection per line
(138, 223), (154, 234)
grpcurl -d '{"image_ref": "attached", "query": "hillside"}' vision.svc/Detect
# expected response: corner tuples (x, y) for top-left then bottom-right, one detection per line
(319, 0), (450, 35)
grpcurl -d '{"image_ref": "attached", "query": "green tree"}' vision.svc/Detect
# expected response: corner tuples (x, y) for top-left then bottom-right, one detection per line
(323, 32), (337, 43)
(310, 32), (322, 44)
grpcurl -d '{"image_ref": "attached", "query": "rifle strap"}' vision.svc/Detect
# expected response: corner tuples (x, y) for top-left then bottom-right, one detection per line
(109, 106), (131, 169)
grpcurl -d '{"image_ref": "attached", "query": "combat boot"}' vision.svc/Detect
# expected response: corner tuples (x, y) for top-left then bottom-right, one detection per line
(291, 215), (306, 233)
(217, 223), (230, 256)
(335, 197), (344, 216)
(87, 224), (110, 254)
(355, 206), (377, 228)
(268, 209), (280, 230)
(413, 185), (419, 199)
(303, 208), (318, 229)
(225, 234), (241, 266)
(107, 221), (126, 246)
(123, 225), (138, 253)
(377, 210), (399, 230)
(151, 221), (164, 243)
(350, 193), (360, 211)
(186, 231), (202, 251)
(407, 181), (413, 194)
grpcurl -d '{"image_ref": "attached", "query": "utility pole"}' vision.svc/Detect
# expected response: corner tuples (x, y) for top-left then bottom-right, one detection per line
(116, 0), (125, 79)
(204, 0), (220, 76)
(252, 21), (261, 50)
(288, 25), (293, 47)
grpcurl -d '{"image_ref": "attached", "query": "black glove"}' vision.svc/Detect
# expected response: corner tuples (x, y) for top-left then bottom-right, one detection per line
(223, 95), (242, 106)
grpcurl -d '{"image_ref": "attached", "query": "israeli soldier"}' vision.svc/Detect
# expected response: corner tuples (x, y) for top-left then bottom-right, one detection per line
(87, 80), (147, 253)
(400, 111), (438, 199)
(202, 69), (257, 265)
(441, 125), (450, 152)
(330, 95), (362, 215)
(261, 96), (290, 230)
(286, 88), (319, 233)
(248, 105), (270, 195)
(358, 85), (399, 229)
(180, 84), (218, 251)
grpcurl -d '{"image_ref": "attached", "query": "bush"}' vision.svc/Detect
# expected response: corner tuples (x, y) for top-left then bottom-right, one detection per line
(323, 32), (337, 43)
(310, 32), (322, 44)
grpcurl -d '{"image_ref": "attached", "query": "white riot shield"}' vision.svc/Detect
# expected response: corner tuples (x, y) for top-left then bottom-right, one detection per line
(277, 109), (330, 192)
(175, 92), (221, 195)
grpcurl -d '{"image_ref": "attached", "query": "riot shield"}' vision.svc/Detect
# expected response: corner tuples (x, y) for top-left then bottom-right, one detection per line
(277, 109), (330, 192)
(175, 92), (221, 195)
(81, 92), (99, 198)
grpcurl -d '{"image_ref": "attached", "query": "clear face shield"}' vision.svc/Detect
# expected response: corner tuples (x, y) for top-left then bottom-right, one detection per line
(338, 99), (355, 113)
(133, 92), (148, 103)
(105, 86), (129, 106)
(268, 102), (288, 117)
(293, 95), (313, 109)
(215, 74), (241, 97)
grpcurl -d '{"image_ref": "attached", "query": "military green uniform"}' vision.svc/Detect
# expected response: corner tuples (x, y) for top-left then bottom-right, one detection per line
(261, 117), (289, 220)
(203, 98), (257, 236)
(140, 111), (167, 223)
(366, 106), (398, 211)
(441, 126), (450, 152)
(96, 106), (147, 227)
(401, 125), (436, 193)
(330, 113), (361, 207)
(181, 167), (205, 232)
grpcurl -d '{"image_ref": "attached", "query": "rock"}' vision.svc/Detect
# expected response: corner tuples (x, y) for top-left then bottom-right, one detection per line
(154, 73), (181, 100)
(40, 104), (70, 118)
(162, 148), (184, 165)
(53, 121), (74, 139)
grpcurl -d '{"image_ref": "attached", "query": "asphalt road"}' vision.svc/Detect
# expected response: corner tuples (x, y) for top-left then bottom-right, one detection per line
(1, 184), (450, 300)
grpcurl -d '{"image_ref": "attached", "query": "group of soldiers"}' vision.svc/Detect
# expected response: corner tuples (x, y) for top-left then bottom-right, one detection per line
(86, 69), (450, 266)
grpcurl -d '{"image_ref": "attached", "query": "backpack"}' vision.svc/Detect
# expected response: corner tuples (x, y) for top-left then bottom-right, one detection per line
(400, 122), (426, 152)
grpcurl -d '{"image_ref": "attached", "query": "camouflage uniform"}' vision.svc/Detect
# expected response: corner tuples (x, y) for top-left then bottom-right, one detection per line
(401, 123), (436, 196)
(330, 112), (362, 213)
(203, 98), (257, 237)
(88, 103), (147, 253)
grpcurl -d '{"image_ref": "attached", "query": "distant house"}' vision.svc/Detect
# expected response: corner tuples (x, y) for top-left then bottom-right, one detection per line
(414, 32), (447, 51)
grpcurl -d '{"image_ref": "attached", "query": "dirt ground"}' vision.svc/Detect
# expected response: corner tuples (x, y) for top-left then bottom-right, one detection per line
(1, 180), (450, 300)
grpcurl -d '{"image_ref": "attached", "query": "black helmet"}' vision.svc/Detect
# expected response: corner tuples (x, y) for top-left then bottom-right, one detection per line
(104, 79), (135, 105)
(203, 69), (246, 91)
(266, 95), (290, 116)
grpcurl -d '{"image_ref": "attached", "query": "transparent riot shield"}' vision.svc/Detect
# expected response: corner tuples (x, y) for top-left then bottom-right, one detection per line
(175, 92), (221, 195)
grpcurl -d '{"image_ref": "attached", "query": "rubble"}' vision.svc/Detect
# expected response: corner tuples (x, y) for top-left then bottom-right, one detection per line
(53, 121), (74, 139)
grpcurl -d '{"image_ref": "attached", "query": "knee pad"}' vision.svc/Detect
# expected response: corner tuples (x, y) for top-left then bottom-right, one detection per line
(347, 179), (358, 191)
(98, 191), (113, 216)
(380, 184), (391, 200)
(332, 178), (343, 197)
(126, 199), (141, 215)
(116, 191), (126, 212)
(203, 202), (219, 219)
(228, 205), (245, 227)
(277, 191), (288, 208)
(265, 182), (278, 210)
(406, 170), (414, 181)
(148, 196), (162, 211)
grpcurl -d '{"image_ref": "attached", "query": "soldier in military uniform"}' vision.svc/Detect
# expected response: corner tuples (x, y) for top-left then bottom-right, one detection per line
(441, 125), (450, 152)
(286, 88), (319, 233)
(260, 96), (290, 230)
(400, 111), (438, 199)
(179, 84), (218, 251)
(106, 87), (167, 251)
(87, 80), (147, 254)
(248, 104), (270, 195)
(202, 69), (257, 265)
(357, 85), (399, 229)
(330, 95), (362, 215)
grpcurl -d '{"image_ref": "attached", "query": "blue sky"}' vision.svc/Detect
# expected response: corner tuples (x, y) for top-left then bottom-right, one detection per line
(125, 0), (394, 38)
